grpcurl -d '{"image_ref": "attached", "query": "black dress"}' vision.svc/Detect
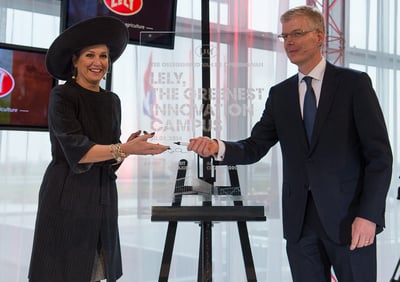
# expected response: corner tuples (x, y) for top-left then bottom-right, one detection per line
(28, 80), (123, 282)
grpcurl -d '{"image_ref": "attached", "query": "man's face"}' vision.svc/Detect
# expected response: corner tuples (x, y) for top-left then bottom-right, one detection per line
(281, 16), (323, 73)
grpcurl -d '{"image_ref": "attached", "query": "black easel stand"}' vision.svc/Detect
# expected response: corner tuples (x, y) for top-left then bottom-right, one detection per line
(392, 257), (400, 282)
(151, 159), (266, 281)
(393, 186), (400, 282)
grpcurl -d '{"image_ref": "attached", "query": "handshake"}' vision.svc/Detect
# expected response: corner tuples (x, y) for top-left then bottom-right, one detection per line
(174, 137), (219, 158)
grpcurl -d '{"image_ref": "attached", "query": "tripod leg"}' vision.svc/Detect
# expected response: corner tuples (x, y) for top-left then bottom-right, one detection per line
(198, 221), (213, 282)
(237, 221), (257, 282)
(391, 257), (400, 282)
(159, 221), (178, 281)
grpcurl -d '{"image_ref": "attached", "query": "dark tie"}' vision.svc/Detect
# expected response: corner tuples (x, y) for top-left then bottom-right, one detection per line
(303, 76), (316, 143)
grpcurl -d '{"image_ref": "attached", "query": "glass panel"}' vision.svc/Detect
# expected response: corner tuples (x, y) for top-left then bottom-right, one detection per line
(0, 0), (399, 281)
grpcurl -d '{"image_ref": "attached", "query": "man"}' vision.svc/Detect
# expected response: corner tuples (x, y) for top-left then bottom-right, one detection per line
(187, 5), (392, 282)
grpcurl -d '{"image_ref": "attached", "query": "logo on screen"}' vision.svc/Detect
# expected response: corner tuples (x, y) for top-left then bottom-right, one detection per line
(0, 67), (15, 98)
(103, 0), (143, 16)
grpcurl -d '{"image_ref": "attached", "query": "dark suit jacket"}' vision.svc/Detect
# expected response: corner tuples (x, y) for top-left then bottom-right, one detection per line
(221, 62), (393, 244)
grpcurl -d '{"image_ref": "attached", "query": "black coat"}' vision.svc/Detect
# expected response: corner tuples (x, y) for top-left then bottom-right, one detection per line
(222, 62), (393, 244)
(28, 80), (123, 281)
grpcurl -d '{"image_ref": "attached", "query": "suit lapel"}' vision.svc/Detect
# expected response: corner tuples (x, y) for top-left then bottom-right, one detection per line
(309, 62), (339, 151)
(286, 75), (309, 150)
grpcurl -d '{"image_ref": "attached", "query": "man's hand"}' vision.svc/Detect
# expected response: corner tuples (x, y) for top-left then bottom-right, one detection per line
(187, 137), (219, 157)
(349, 217), (376, 250)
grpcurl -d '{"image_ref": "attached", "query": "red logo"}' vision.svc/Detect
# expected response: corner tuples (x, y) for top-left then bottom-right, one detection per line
(103, 0), (143, 16)
(0, 67), (15, 98)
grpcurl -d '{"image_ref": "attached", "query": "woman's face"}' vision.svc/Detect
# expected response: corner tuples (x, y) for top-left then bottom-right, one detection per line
(73, 44), (109, 91)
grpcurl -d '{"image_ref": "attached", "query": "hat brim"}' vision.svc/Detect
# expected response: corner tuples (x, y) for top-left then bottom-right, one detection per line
(46, 16), (129, 81)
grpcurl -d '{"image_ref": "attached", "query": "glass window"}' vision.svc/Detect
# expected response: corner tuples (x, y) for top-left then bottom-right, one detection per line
(0, 0), (399, 281)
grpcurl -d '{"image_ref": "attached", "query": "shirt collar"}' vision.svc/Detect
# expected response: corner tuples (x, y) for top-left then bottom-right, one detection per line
(299, 58), (326, 82)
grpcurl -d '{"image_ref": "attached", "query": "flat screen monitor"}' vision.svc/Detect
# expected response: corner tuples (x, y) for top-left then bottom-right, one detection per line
(0, 43), (55, 131)
(61, 0), (177, 49)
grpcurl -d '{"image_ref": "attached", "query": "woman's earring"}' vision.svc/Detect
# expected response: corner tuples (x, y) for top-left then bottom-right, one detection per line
(72, 67), (77, 79)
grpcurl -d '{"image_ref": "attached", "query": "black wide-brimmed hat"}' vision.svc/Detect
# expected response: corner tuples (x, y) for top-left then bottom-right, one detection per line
(46, 16), (129, 80)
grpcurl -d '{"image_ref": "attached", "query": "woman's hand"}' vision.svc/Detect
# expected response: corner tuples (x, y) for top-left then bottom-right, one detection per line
(122, 131), (169, 156)
(126, 130), (142, 142)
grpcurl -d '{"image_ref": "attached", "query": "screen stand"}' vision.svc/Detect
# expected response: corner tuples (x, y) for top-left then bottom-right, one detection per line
(151, 159), (266, 281)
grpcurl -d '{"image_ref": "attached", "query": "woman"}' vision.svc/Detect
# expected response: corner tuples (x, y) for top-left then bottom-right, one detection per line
(28, 16), (169, 282)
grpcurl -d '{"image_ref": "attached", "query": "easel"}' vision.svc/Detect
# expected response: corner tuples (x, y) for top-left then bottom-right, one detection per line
(151, 159), (266, 281)
(151, 1), (265, 280)
(391, 258), (400, 282)
(392, 187), (400, 282)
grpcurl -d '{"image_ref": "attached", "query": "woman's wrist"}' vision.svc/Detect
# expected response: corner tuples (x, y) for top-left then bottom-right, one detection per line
(109, 143), (127, 163)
